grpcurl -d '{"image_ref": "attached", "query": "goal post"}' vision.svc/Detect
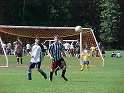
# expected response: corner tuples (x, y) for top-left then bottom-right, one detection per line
(0, 37), (9, 67)
(90, 29), (104, 67)
(79, 28), (104, 67)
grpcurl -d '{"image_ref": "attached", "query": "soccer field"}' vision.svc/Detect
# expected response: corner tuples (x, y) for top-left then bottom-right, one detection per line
(0, 51), (124, 93)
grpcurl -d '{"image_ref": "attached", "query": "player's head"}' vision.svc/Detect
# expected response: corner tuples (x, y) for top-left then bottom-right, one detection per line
(35, 38), (39, 44)
(83, 49), (89, 55)
(59, 37), (63, 43)
(54, 35), (60, 43)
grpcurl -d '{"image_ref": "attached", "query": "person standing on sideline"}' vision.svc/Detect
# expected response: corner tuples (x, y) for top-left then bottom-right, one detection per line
(28, 38), (47, 80)
(48, 35), (68, 81)
(13, 38), (23, 64)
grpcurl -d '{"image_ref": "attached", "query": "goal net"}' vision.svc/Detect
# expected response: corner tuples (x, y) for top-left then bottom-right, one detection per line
(0, 37), (9, 67)
(0, 25), (104, 68)
(79, 28), (104, 67)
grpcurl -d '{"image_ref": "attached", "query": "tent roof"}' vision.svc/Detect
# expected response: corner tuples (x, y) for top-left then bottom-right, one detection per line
(0, 25), (91, 38)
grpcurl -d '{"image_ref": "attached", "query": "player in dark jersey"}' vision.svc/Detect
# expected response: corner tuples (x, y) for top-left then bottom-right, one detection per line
(48, 35), (68, 81)
(13, 38), (23, 64)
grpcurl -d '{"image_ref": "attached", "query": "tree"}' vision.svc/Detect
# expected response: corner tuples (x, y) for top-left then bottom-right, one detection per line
(99, 0), (121, 45)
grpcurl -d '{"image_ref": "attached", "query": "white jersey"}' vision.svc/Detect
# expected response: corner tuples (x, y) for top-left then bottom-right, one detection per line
(26, 44), (31, 49)
(30, 44), (42, 63)
(64, 43), (70, 50)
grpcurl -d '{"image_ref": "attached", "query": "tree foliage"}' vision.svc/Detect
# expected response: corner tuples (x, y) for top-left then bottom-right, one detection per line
(99, 0), (121, 43)
(0, 0), (123, 48)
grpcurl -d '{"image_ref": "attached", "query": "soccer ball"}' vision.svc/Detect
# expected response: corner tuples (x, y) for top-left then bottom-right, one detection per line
(75, 26), (82, 32)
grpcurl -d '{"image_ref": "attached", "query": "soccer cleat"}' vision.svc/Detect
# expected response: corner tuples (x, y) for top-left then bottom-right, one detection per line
(61, 76), (68, 81)
(28, 78), (32, 80)
(49, 78), (52, 81)
(17, 62), (19, 64)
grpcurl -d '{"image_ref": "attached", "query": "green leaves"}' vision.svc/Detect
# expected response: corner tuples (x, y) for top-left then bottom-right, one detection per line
(99, 0), (121, 44)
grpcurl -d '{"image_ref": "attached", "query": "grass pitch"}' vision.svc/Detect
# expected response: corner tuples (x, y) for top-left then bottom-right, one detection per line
(0, 51), (124, 93)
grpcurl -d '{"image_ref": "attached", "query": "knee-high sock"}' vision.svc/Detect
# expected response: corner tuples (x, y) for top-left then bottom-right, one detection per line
(86, 65), (89, 71)
(28, 72), (32, 80)
(62, 70), (66, 77)
(81, 65), (84, 70)
(50, 71), (53, 79)
(39, 69), (46, 77)
(20, 58), (22, 64)
(17, 58), (19, 63)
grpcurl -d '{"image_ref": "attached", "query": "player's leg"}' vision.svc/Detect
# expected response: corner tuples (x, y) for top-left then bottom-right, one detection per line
(20, 57), (23, 64)
(36, 62), (47, 80)
(61, 58), (68, 81)
(19, 53), (23, 64)
(49, 61), (56, 81)
(28, 62), (35, 80)
(81, 61), (85, 71)
(17, 57), (19, 64)
(86, 61), (89, 71)
(54, 61), (61, 76)
(15, 52), (20, 64)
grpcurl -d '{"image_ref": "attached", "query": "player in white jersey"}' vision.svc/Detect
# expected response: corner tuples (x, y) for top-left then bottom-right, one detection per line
(28, 38), (47, 80)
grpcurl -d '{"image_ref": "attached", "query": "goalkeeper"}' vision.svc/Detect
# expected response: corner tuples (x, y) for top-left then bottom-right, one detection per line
(81, 49), (90, 71)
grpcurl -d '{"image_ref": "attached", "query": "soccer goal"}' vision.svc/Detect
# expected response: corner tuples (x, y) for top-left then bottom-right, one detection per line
(79, 28), (104, 67)
(0, 37), (9, 67)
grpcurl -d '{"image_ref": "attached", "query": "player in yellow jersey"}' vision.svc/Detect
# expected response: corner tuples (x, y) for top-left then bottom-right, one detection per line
(90, 44), (95, 57)
(81, 49), (90, 71)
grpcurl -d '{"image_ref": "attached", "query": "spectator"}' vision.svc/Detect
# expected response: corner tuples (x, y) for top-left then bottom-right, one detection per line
(111, 52), (116, 57)
(116, 52), (121, 58)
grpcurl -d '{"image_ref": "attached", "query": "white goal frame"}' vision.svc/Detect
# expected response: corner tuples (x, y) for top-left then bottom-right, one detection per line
(79, 28), (104, 67)
(0, 37), (9, 67)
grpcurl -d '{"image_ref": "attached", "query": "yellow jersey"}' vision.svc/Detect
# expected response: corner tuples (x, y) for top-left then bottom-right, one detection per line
(90, 47), (95, 52)
(81, 52), (90, 61)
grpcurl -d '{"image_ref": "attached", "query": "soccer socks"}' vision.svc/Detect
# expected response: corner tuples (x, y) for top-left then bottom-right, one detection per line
(81, 65), (84, 71)
(20, 58), (22, 64)
(17, 58), (19, 64)
(86, 65), (89, 71)
(62, 70), (66, 77)
(81, 65), (89, 71)
(50, 71), (53, 81)
(17, 58), (22, 64)
(39, 69), (47, 80)
(61, 70), (68, 81)
(28, 72), (32, 80)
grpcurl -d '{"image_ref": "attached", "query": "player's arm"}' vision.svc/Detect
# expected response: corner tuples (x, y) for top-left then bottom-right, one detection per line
(61, 50), (66, 57)
(28, 44), (34, 58)
(60, 44), (66, 57)
(48, 45), (54, 60)
(29, 51), (34, 58)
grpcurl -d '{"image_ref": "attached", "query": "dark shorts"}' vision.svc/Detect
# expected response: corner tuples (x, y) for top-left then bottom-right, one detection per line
(28, 61), (41, 69)
(26, 49), (30, 53)
(16, 53), (22, 57)
(102, 51), (105, 54)
(82, 61), (89, 65)
(51, 58), (66, 70)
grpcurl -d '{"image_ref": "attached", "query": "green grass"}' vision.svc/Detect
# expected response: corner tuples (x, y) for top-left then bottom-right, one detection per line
(0, 51), (124, 93)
